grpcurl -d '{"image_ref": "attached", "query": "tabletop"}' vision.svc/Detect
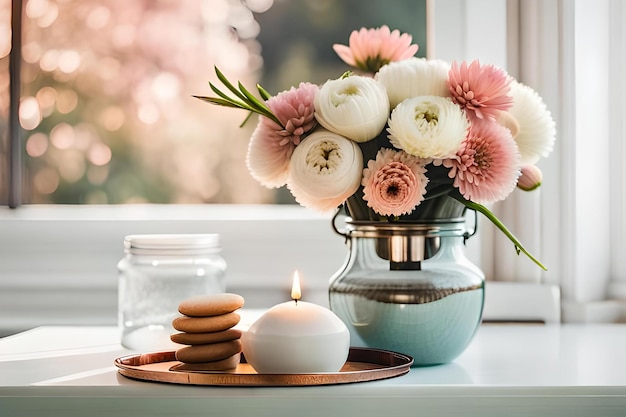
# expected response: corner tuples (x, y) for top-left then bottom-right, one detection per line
(1, 321), (626, 417)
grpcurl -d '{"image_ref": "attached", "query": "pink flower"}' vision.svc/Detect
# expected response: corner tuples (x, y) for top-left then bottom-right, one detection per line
(448, 60), (513, 122)
(362, 148), (428, 217)
(517, 164), (543, 191)
(246, 82), (318, 188)
(333, 25), (419, 73)
(270, 82), (319, 145)
(438, 121), (520, 204)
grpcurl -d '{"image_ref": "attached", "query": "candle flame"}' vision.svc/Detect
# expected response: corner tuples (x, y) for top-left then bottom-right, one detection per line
(291, 270), (302, 302)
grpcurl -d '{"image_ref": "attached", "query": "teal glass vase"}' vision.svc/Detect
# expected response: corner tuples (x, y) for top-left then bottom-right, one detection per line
(328, 214), (485, 366)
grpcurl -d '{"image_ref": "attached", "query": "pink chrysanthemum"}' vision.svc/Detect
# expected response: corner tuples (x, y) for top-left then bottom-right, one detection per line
(447, 60), (513, 122)
(362, 148), (428, 217)
(333, 25), (419, 73)
(437, 121), (520, 204)
(246, 82), (318, 188)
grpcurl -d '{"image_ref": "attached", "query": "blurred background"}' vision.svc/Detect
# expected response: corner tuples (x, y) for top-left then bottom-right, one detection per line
(0, 0), (426, 205)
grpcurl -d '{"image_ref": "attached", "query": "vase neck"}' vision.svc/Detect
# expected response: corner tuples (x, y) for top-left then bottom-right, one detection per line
(345, 220), (467, 269)
(345, 220), (467, 238)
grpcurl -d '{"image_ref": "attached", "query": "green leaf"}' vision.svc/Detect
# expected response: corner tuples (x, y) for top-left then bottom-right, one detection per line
(238, 81), (283, 127)
(204, 81), (271, 119)
(195, 66), (283, 129)
(206, 85), (258, 114)
(257, 84), (273, 101)
(207, 83), (250, 109)
(193, 95), (243, 108)
(238, 82), (269, 112)
(214, 66), (248, 102)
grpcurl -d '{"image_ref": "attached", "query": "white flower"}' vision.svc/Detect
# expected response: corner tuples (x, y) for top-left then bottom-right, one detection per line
(497, 111), (520, 139)
(387, 96), (469, 159)
(287, 129), (363, 212)
(508, 81), (556, 165)
(375, 58), (451, 108)
(314, 75), (389, 143)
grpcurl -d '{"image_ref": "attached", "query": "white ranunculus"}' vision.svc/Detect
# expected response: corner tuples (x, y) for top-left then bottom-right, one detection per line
(314, 75), (389, 143)
(508, 81), (556, 165)
(387, 96), (469, 159)
(287, 129), (363, 212)
(376, 58), (451, 108)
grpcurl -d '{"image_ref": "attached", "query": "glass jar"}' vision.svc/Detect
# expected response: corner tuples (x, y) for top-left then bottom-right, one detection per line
(329, 220), (484, 366)
(118, 234), (227, 351)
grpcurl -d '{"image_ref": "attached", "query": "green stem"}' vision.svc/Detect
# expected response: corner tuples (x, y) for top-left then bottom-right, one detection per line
(458, 198), (548, 271)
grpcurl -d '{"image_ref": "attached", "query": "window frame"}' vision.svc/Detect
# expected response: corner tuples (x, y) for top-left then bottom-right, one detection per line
(7, 0), (23, 208)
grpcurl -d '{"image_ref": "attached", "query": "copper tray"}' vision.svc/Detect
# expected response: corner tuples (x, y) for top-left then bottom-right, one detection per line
(114, 348), (413, 386)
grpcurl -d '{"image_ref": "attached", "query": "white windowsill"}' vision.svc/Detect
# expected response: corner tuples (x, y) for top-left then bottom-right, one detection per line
(562, 299), (626, 323)
(1, 323), (626, 417)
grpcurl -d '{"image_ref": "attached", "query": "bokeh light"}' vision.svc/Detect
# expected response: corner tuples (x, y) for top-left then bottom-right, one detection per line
(0, 21), (10, 58)
(137, 103), (159, 125)
(49, 122), (74, 149)
(19, 96), (42, 130)
(32, 167), (60, 195)
(99, 106), (125, 131)
(36, 86), (56, 116)
(57, 50), (80, 74)
(87, 142), (112, 166)
(86, 6), (110, 30)
(25, 0), (50, 20)
(56, 89), (78, 114)
(1, 0), (430, 205)
(26, 132), (49, 157)
(36, 1), (58, 28)
(56, 149), (86, 182)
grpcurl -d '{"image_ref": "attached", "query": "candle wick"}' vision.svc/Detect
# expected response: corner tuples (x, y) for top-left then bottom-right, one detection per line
(294, 299), (298, 306)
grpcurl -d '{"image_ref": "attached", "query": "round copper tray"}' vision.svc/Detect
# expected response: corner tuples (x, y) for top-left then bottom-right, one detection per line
(115, 347), (413, 386)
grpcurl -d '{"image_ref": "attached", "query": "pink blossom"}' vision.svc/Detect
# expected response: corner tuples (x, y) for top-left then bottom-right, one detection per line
(517, 164), (543, 191)
(438, 121), (520, 204)
(333, 25), (419, 73)
(246, 82), (318, 188)
(270, 82), (319, 145)
(448, 60), (513, 122)
(362, 148), (428, 217)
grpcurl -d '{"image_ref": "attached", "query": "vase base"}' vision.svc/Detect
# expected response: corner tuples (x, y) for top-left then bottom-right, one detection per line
(329, 288), (484, 366)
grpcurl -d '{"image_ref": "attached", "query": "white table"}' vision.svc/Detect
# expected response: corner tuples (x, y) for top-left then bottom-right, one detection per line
(1, 322), (626, 417)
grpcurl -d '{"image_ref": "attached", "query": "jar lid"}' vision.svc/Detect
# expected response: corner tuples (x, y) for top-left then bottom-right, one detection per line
(124, 234), (221, 254)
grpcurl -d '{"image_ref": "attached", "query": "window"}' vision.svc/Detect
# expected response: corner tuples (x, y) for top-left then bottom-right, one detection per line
(499, 0), (626, 321)
(0, 0), (432, 334)
(0, 0), (428, 205)
(1, 0), (623, 334)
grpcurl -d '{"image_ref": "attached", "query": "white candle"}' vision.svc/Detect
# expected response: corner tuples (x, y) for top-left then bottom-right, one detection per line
(241, 271), (350, 374)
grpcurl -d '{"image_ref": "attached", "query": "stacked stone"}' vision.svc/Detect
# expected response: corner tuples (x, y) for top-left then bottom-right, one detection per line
(170, 293), (245, 371)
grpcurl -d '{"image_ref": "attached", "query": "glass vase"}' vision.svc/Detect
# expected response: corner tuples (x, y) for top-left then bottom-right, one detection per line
(328, 218), (485, 366)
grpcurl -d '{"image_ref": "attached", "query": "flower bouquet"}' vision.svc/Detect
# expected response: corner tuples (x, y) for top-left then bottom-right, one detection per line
(196, 25), (556, 270)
